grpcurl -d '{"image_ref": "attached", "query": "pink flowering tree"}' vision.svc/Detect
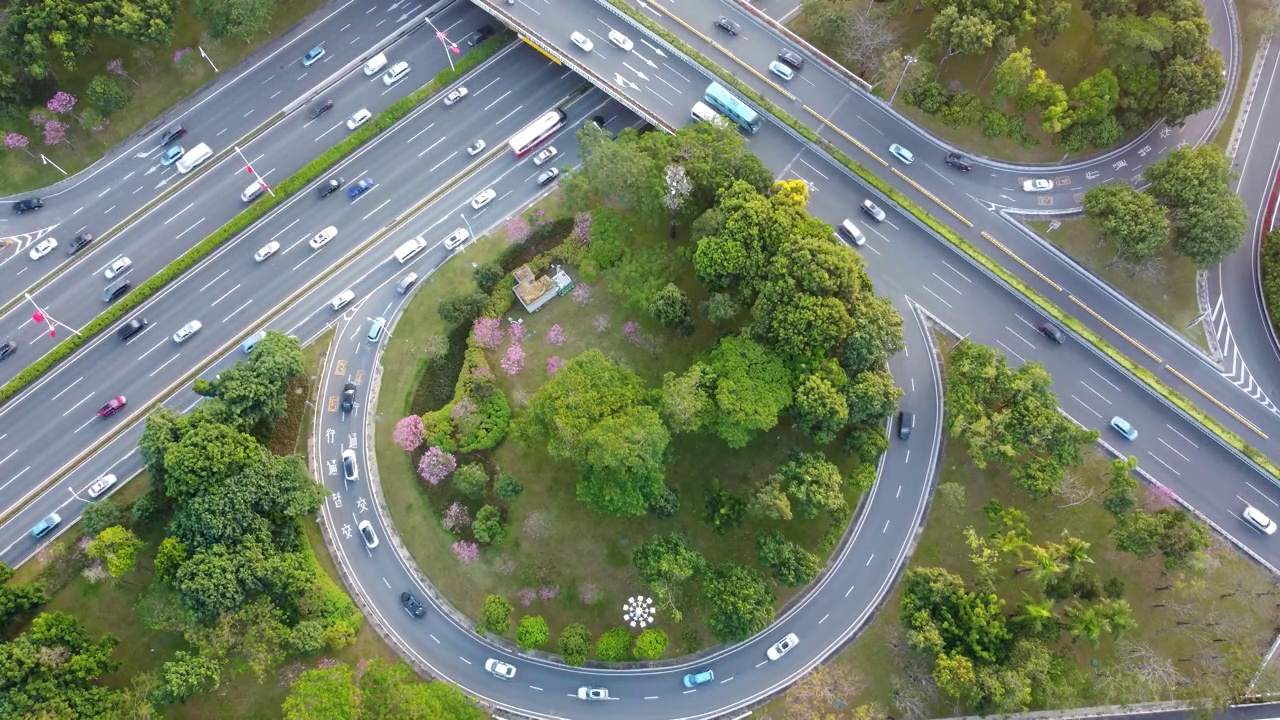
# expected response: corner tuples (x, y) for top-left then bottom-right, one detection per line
(28, 109), (51, 129)
(546, 356), (565, 375)
(393, 415), (425, 452)
(418, 446), (457, 485)
(508, 321), (527, 344)
(47, 91), (76, 116)
(173, 48), (197, 72)
(106, 58), (140, 86)
(538, 585), (560, 600)
(533, 208), (548, 226)
(4, 133), (31, 158)
(572, 212), (592, 244)
(505, 216), (531, 244)
(452, 540), (480, 564)
(546, 324), (566, 346)
(473, 317), (503, 349)
(571, 283), (592, 304)
(501, 343), (526, 375)
(517, 588), (537, 606)
(578, 583), (600, 604)
(623, 321), (642, 345)
(42, 120), (73, 149)
(442, 502), (471, 532)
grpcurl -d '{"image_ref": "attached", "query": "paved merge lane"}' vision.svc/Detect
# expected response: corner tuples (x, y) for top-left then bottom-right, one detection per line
(0, 46), (587, 548)
(0, 2), (495, 383)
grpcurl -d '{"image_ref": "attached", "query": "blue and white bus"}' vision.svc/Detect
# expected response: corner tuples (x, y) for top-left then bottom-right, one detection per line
(702, 82), (760, 134)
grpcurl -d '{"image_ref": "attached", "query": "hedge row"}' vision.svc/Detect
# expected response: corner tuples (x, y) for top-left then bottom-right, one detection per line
(602, 0), (1280, 481)
(0, 33), (512, 408)
(1262, 229), (1280, 346)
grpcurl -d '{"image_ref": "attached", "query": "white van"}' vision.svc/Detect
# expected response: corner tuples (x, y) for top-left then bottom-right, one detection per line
(330, 289), (355, 311)
(393, 235), (428, 264)
(382, 61), (410, 86)
(240, 179), (266, 203)
(838, 219), (866, 246)
(363, 53), (388, 76)
(691, 101), (720, 123)
(176, 142), (212, 174)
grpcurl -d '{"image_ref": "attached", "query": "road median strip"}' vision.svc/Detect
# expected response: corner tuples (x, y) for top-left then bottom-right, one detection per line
(599, 0), (1280, 483)
(0, 33), (512, 411)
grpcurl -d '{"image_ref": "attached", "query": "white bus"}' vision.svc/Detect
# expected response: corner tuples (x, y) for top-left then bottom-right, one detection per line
(509, 109), (567, 156)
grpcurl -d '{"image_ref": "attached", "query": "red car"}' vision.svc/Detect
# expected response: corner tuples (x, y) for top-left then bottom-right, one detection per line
(97, 396), (126, 418)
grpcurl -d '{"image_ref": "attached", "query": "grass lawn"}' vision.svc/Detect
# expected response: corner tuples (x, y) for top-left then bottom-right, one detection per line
(759, 440), (1280, 718)
(376, 200), (867, 654)
(4, 329), (397, 718)
(1027, 219), (1207, 350)
(0, 0), (330, 196)
(788, 0), (1109, 162)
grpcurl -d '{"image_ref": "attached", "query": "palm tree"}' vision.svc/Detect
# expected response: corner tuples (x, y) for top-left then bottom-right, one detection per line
(1065, 603), (1105, 648)
(1057, 531), (1094, 572)
(1019, 544), (1066, 590)
(1011, 594), (1059, 639)
(1097, 598), (1137, 640)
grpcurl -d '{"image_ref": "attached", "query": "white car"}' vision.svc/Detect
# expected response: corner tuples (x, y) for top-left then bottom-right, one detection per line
(28, 237), (57, 260)
(341, 447), (359, 480)
(467, 139), (486, 156)
(309, 225), (338, 250)
(471, 188), (496, 210)
(347, 108), (372, 130)
(889, 143), (914, 164)
(1022, 178), (1055, 193)
(608, 29), (633, 51)
(577, 686), (610, 701)
(358, 519), (378, 548)
(768, 60), (794, 81)
(485, 658), (517, 679)
(570, 31), (594, 52)
(766, 633), (799, 661)
(532, 146), (558, 166)
(104, 256), (132, 279)
(85, 473), (117, 499)
(443, 87), (468, 106)
(254, 241), (280, 262)
(444, 228), (470, 250)
(330, 289), (356, 311)
(172, 320), (202, 344)
(1244, 505), (1278, 535)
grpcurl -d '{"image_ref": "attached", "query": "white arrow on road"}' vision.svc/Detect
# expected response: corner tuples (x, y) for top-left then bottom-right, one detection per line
(155, 175), (172, 190)
(144, 165), (157, 176)
(632, 51), (657, 69)
(133, 149), (155, 159)
(640, 39), (667, 57)
(614, 73), (640, 91)
(623, 62), (649, 81)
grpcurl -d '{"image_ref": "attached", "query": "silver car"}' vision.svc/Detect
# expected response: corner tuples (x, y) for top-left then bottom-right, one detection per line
(172, 320), (202, 344)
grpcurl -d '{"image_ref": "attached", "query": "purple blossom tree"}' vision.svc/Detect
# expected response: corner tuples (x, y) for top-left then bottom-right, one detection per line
(28, 109), (51, 128)
(534, 208), (547, 226)
(570, 283), (592, 304)
(571, 212), (592, 244)
(593, 314), (611, 332)
(546, 356), (565, 375)
(451, 540), (480, 564)
(42, 120), (72, 149)
(546, 324), (566, 346)
(450, 397), (477, 422)
(538, 585), (560, 601)
(623, 321), (642, 345)
(517, 588), (537, 607)
(505, 215), (531, 244)
(4, 133), (32, 158)
(173, 48), (192, 65)
(392, 415), (425, 452)
(417, 446), (457, 485)
(106, 58), (140, 86)
(578, 583), (601, 604)
(442, 501), (472, 532)
(501, 343), (526, 375)
(46, 91), (76, 115)
(473, 317), (503, 349)
(508, 321), (527, 344)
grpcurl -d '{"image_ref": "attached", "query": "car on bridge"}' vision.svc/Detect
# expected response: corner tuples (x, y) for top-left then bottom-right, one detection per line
(889, 144), (914, 164)
(714, 16), (740, 34)
(570, 32), (593, 52)
(310, 225), (338, 249)
(172, 320), (202, 344)
(86, 473), (118, 499)
(254, 241), (280, 262)
(608, 29), (633, 51)
(302, 46), (325, 67)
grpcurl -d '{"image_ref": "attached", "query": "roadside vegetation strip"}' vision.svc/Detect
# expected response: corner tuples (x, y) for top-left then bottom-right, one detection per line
(598, 0), (1280, 482)
(0, 34), (512, 410)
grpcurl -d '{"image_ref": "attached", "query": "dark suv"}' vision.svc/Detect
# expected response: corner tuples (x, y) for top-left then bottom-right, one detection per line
(341, 382), (357, 412)
(161, 125), (186, 146)
(944, 153), (972, 172)
(319, 176), (345, 198)
(467, 24), (493, 46)
(714, 16), (741, 34)
(0, 341), (16, 362)
(401, 592), (426, 618)
(67, 233), (94, 255)
(118, 317), (148, 341)
(12, 198), (42, 214)
(777, 48), (804, 70)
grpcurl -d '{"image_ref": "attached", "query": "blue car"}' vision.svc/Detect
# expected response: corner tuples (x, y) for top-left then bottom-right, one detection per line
(302, 46), (326, 67)
(160, 144), (185, 166)
(348, 177), (373, 199)
(682, 669), (714, 688)
(1110, 416), (1138, 441)
(30, 512), (61, 539)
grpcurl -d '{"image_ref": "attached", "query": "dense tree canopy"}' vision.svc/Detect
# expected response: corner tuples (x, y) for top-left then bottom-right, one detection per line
(703, 563), (776, 642)
(282, 659), (487, 720)
(1082, 183), (1171, 263)
(1143, 145), (1246, 267)
(0, 612), (125, 716)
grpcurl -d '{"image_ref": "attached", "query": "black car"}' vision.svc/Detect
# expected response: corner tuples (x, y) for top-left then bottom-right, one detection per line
(0, 341), (16, 362)
(341, 382), (357, 412)
(1038, 322), (1065, 344)
(118, 317), (148, 341)
(319, 176), (345, 198)
(13, 198), (43, 214)
(312, 100), (334, 119)
(714, 16), (741, 34)
(401, 592), (426, 618)
(67, 233), (94, 255)
(467, 24), (494, 47)
(161, 125), (186, 146)
(777, 48), (804, 70)
(945, 153), (972, 172)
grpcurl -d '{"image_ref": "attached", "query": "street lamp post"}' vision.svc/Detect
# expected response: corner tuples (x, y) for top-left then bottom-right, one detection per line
(458, 212), (474, 238)
(888, 55), (917, 106)
(233, 146), (275, 198)
(423, 15), (461, 71)
(39, 154), (66, 176)
(198, 46), (218, 73)
(24, 293), (80, 339)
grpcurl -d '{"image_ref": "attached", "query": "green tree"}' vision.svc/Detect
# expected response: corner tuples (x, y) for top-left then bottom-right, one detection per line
(1068, 69), (1120, 125)
(705, 336), (793, 448)
(86, 525), (143, 578)
(437, 292), (490, 326)
(841, 295), (905, 373)
(701, 292), (740, 324)
(494, 472), (524, 501)
(1102, 456), (1140, 518)
(194, 0), (275, 41)
(474, 262), (505, 293)
(0, 612), (125, 716)
(472, 505), (507, 546)
(900, 566), (1011, 664)
(845, 369), (902, 425)
(703, 563), (776, 642)
(478, 594), (513, 635)
(648, 283), (694, 335)
(659, 365), (716, 434)
(151, 651), (221, 706)
(452, 463), (489, 499)
(86, 74), (130, 113)
(800, 0), (852, 49)
(1144, 144), (1247, 266)
(792, 370), (849, 444)
(162, 420), (263, 501)
(282, 663), (357, 720)
(0, 0), (97, 77)
(575, 404), (671, 516)
(632, 533), (706, 593)
(1010, 594), (1059, 640)
(1157, 51), (1226, 126)
(517, 615), (550, 649)
(81, 499), (130, 537)
(633, 628), (669, 659)
(746, 474), (793, 521)
(154, 536), (187, 584)
(595, 626), (632, 661)
(0, 562), (49, 628)
(780, 452), (847, 519)
(1036, 0), (1072, 45)
(751, 235), (867, 362)
(558, 622), (593, 666)
(756, 530), (820, 587)
(1082, 183), (1169, 263)
(139, 406), (184, 492)
(929, 5), (998, 61)
(992, 48), (1035, 104)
